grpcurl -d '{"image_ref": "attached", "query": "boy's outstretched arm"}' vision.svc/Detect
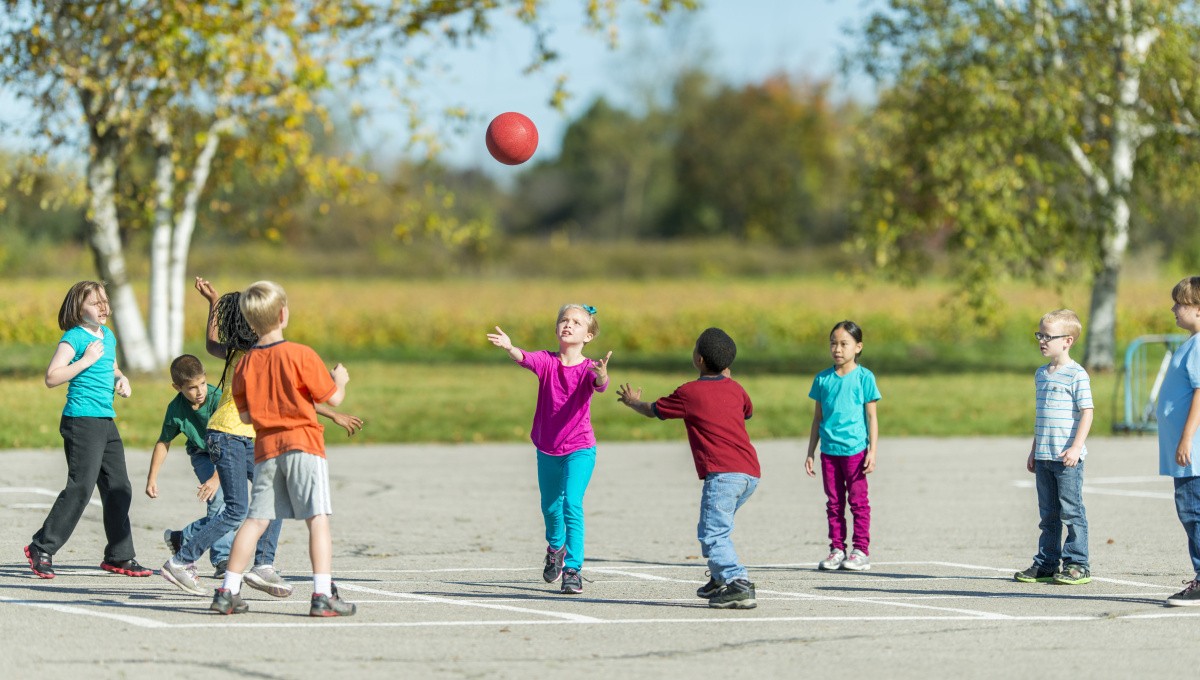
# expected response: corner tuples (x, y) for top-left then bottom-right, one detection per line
(617, 383), (656, 418)
(315, 402), (364, 436)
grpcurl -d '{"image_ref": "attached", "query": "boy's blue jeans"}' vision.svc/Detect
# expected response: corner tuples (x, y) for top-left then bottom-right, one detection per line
(698, 472), (759, 583)
(1173, 476), (1200, 580)
(177, 431), (282, 566)
(1033, 459), (1089, 570)
(536, 447), (596, 571)
(181, 445), (232, 567)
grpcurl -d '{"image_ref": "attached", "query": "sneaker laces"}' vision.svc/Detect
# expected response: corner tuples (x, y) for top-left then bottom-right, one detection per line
(1180, 579), (1200, 594)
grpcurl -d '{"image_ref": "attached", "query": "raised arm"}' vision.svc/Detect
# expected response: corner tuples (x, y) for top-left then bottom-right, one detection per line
(616, 383), (656, 418)
(195, 277), (228, 359)
(486, 326), (525, 362)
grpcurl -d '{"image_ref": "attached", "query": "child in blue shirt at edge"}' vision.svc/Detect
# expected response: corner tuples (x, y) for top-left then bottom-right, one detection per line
(145, 354), (234, 580)
(1014, 309), (1094, 586)
(617, 327), (761, 610)
(806, 320), (881, 572)
(24, 280), (152, 579)
(1156, 277), (1200, 606)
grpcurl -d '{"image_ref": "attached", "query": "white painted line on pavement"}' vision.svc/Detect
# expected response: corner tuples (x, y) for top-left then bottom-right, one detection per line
(0, 487), (101, 507)
(334, 581), (605, 623)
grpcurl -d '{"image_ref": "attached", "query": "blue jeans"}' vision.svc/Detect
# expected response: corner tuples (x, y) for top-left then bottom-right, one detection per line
(180, 445), (232, 567)
(177, 431), (282, 566)
(1174, 476), (1200, 580)
(698, 472), (759, 582)
(1033, 459), (1089, 570)
(536, 447), (596, 571)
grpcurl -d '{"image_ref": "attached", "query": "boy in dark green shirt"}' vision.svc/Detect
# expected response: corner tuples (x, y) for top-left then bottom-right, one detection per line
(146, 354), (235, 584)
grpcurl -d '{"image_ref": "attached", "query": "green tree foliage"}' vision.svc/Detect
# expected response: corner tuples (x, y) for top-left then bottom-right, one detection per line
(850, 0), (1200, 369)
(507, 69), (856, 244)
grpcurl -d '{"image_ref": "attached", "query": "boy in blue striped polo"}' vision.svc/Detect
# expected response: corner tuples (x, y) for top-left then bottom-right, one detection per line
(1014, 309), (1095, 586)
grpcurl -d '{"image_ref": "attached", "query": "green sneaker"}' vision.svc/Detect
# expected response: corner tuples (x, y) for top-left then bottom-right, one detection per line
(1053, 563), (1091, 585)
(1014, 565), (1056, 583)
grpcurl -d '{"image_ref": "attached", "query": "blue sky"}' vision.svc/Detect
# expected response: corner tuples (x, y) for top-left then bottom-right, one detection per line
(0, 1), (875, 172)
(361, 0), (875, 170)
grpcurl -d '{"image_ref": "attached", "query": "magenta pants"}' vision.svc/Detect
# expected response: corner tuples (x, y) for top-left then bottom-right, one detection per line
(821, 450), (871, 554)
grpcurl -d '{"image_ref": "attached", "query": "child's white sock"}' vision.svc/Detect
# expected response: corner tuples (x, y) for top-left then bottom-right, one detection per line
(313, 573), (332, 597)
(222, 571), (244, 594)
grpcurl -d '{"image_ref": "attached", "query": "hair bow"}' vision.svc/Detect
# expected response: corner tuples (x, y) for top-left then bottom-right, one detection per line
(583, 305), (597, 315)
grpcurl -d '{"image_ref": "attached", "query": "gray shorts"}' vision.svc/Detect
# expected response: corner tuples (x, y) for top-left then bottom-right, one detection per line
(247, 451), (333, 520)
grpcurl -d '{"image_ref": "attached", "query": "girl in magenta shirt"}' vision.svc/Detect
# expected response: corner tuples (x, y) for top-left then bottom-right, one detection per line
(487, 304), (611, 594)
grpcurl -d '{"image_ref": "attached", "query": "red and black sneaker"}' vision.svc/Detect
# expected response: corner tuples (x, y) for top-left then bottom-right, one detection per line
(24, 544), (55, 579)
(100, 558), (152, 577)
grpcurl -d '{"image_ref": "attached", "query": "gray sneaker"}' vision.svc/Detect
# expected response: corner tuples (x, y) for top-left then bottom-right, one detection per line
(161, 559), (206, 596)
(708, 579), (757, 609)
(1166, 580), (1200, 607)
(818, 548), (846, 571)
(841, 548), (871, 571)
(243, 564), (294, 598)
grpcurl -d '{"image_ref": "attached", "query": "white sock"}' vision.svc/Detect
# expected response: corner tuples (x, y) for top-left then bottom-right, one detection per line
(313, 573), (332, 597)
(222, 571), (244, 594)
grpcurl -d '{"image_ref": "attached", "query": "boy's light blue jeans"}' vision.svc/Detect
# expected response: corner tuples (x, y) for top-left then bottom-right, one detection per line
(177, 431), (282, 567)
(181, 445), (232, 567)
(698, 472), (759, 583)
(1173, 476), (1200, 580)
(536, 447), (596, 571)
(1033, 459), (1089, 570)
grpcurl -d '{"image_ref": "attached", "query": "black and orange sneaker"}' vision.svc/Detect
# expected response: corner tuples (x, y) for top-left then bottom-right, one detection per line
(309, 583), (356, 617)
(24, 545), (55, 579)
(210, 588), (249, 615)
(101, 558), (152, 577)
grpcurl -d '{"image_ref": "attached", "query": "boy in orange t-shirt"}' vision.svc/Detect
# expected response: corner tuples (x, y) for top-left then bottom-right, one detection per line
(208, 280), (355, 617)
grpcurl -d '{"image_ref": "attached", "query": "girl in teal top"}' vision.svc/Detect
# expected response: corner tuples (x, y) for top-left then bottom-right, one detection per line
(24, 281), (151, 579)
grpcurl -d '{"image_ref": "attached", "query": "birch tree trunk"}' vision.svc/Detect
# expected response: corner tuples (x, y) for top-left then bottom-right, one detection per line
(85, 128), (157, 373)
(149, 114), (174, 366)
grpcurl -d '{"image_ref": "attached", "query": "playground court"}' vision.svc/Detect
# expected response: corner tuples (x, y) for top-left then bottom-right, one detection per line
(1, 437), (1198, 678)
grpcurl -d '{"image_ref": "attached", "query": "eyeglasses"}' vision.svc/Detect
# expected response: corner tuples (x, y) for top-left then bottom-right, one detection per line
(1034, 332), (1069, 343)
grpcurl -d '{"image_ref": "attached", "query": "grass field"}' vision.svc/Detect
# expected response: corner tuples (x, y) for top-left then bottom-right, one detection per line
(0, 273), (1177, 448)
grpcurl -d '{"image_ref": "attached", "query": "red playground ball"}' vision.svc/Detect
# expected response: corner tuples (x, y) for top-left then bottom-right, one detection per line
(485, 112), (538, 165)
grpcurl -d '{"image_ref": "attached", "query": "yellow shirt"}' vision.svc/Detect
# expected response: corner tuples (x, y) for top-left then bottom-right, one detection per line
(205, 350), (256, 438)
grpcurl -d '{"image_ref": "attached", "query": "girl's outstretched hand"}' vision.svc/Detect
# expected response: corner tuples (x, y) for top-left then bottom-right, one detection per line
(589, 351), (612, 385)
(194, 277), (219, 303)
(486, 326), (513, 350)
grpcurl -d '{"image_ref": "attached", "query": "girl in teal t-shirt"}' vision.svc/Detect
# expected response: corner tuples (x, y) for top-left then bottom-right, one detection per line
(24, 281), (151, 579)
(805, 320), (882, 573)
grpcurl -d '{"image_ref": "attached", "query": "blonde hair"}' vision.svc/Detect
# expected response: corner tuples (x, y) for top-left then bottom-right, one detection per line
(1041, 308), (1083, 340)
(239, 280), (288, 336)
(557, 303), (599, 338)
(1172, 276), (1200, 306)
(58, 281), (107, 331)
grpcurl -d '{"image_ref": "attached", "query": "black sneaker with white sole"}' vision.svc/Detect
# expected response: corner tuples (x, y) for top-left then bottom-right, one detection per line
(560, 568), (583, 594)
(1166, 579), (1200, 607)
(708, 578), (756, 609)
(542, 544), (566, 583)
(696, 576), (724, 598)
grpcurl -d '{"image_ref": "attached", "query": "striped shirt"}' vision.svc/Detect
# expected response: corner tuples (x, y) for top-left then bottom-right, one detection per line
(1033, 360), (1093, 460)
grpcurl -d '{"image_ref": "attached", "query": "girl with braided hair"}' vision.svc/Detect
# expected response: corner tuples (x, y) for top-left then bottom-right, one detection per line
(158, 277), (362, 597)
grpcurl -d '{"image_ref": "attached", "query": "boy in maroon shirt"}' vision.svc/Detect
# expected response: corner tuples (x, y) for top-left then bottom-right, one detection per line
(617, 327), (760, 609)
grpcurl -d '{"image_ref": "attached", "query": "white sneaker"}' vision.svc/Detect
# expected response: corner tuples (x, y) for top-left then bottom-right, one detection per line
(841, 548), (871, 571)
(818, 548), (846, 570)
(243, 564), (294, 598)
(161, 558), (206, 596)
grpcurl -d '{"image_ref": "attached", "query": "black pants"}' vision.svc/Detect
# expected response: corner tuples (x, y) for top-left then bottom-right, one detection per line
(31, 416), (136, 561)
